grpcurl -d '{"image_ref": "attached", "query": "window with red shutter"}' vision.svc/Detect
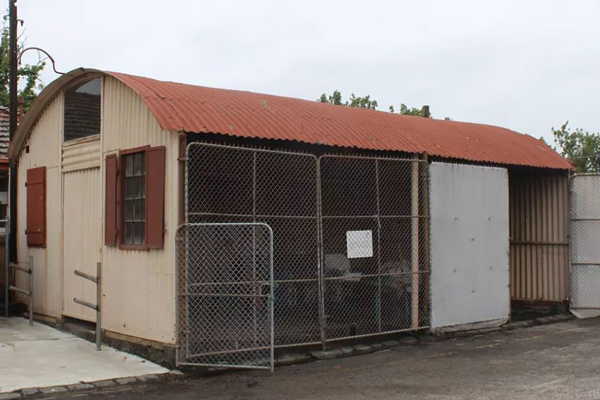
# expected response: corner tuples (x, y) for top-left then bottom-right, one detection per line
(109, 146), (165, 250)
(26, 167), (46, 247)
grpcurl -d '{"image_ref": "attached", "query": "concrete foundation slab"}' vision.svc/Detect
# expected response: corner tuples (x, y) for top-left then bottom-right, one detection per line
(0, 317), (168, 393)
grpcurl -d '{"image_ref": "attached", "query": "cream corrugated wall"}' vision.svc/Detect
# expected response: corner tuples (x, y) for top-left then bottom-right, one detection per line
(15, 77), (179, 344)
(102, 77), (179, 344)
(62, 160), (101, 322)
(16, 93), (64, 317)
(509, 173), (570, 302)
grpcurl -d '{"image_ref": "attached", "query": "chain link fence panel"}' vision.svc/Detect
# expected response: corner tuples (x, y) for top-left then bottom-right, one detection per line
(186, 143), (323, 347)
(182, 143), (432, 355)
(176, 223), (274, 370)
(319, 155), (430, 340)
(571, 174), (600, 310)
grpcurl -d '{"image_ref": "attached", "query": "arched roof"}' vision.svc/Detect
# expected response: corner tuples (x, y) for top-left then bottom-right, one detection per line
(9, 67), (572, 169)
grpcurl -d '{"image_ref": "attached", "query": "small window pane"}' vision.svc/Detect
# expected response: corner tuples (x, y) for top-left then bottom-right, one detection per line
(134, 177), (142, 198)
(125, 202), (133, 222)
(122, 151), (147, 246)
(134, 153), (143, 176)
(125, 179), (133, 200)
(125, 223), (133, 244)
(134, 199), (143, 221)
(126, 155), (134, 177)
(134, 223), (143, 244)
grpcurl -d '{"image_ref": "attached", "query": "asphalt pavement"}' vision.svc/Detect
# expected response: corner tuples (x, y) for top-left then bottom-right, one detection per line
(44, 317), (600, 400)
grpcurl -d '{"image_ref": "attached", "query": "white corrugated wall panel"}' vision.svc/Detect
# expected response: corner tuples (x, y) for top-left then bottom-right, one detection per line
(430, 162), (510, 331)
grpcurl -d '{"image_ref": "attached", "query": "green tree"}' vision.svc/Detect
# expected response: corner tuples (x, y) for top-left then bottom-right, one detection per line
(318, 91), (378, 110)
(0, 20), (46, 111)
(318, 90), (344, 106)
(347, 93), (378, 110)
(318, 91), (440, 118)
(389, 103), (431, 117)
(551, 121), (600, 173)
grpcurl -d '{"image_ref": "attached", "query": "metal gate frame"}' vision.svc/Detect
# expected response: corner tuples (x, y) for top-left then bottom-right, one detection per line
(175, 222), (274, 371)
(184, 142), (324, 349)
(570, 174), (600, 312)
(179, 142), (431, 361)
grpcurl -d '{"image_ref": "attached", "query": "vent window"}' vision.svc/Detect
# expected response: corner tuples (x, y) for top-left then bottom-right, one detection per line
(64, 78), (101, 142)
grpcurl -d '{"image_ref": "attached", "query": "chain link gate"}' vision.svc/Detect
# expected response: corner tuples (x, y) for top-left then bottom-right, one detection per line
(185, 143), (323, 348)
(176, 223), (274, 370)
(570, 174), (600, 312)
(180, 142), (432, 365)
(319, 155), (430, 340)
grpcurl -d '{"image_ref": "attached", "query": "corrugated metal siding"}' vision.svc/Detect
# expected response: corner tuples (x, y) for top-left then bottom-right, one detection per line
(16, 93), (63, 317)
(509, 173), (569, 302)
(62, 167), (101, 322)
(108, 71), (572, 170)
(62, 137), (101, 172)
(102, 76), (179, 344)
(14, 76), (178, 344)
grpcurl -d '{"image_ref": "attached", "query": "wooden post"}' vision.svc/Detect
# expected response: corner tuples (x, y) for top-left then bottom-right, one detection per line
(411, 155), (420, 329)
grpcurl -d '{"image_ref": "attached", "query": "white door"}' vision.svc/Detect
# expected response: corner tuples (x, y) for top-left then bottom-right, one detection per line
(570, 174), (600, 318)
(430, 162), (510, 331)
(62, 167), (102, 321)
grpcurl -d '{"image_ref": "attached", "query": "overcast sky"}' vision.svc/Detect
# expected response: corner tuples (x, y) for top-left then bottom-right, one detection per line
(17, 0), (600, 143)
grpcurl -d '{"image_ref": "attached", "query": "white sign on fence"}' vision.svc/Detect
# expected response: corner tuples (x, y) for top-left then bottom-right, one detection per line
(346, 230), (373, 259)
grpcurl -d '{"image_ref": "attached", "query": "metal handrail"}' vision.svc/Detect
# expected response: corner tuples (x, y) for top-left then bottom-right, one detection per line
(73, 262), (102, 351)
(8, 255), (33, 326)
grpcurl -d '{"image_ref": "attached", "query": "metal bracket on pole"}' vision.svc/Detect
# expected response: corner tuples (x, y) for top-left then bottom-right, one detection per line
(73, 262), (102, 351)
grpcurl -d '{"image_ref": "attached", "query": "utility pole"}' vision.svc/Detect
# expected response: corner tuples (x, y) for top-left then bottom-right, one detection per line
(8, 0), (17, 262)
(9, 0), (17, 134)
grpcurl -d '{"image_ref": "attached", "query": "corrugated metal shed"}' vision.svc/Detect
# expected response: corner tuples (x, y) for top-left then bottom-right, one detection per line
(109, 72), (572, 170)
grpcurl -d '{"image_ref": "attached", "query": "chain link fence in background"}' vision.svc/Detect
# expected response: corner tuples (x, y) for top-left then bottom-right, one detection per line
(176, 223), (274, 370)
(179, 142), (431, 368)
(571, 174), (600, 310)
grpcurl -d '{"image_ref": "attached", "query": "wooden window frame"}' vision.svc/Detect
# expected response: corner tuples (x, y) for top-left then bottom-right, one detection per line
(118, 145), (151, 251)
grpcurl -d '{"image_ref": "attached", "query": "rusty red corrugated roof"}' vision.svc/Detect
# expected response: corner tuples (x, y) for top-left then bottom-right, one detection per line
(106, 71), (570, 169)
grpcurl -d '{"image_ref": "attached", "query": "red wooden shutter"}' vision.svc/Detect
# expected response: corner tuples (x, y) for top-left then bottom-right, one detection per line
(26, 167), (46, 247)
(146, 146), (166, 249)
(105, 154), (118, 246)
